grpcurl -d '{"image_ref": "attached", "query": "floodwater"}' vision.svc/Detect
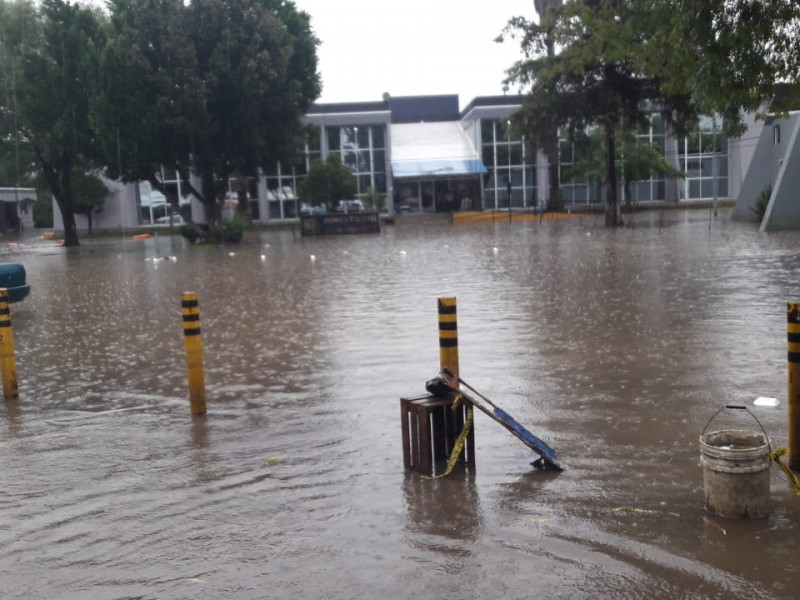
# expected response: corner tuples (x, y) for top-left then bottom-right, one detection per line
(1, 209), (799, 599)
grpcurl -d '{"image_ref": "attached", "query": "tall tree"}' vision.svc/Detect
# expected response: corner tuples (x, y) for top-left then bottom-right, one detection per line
(1, 0), (107, 246)
(504, 0), (800, 227)
(505, 1), (662, 225)
(0, 0), (40, 189)
(94, 0), (320, 236)
(500, 1), (564, 211)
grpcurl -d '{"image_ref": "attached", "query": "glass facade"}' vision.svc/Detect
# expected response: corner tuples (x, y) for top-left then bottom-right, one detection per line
(481, 119), (537, 210)
(263, 128), (322, 218)
(677, 116), (728, 200)
(325, 124), (387, 201)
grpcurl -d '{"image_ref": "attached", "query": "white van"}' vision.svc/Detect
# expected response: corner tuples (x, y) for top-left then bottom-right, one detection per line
(337, 200), (364, 213)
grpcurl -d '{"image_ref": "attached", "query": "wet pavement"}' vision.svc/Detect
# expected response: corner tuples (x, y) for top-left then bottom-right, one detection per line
(1, 209), (799, 599)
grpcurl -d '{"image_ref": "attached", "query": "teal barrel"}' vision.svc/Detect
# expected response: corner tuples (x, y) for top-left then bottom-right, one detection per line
(0, 263), (30, 303)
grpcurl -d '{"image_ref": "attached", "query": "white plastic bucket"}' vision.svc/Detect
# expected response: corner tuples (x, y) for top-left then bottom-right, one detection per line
(699, 428), (771, 518)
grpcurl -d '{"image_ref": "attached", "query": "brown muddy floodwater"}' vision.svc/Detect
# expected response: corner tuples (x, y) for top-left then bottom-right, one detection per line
(1, 208), (799, 599)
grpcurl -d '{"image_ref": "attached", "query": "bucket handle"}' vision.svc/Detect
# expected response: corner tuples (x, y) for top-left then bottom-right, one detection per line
(702, 404), (772, 453)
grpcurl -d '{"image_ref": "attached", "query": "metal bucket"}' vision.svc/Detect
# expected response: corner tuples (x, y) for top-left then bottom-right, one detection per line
(700, 406), (771, 519)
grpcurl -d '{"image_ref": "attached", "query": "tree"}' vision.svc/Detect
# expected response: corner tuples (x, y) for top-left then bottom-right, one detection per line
(502, 0), (800, 227)
(299, 155), (357, 210)
(500, 0), (564, 210)
(1, 0), (107, 246)
(505, 1), (666, 225)
(94, 0), (321, 236)
(566, 126), (683, 204)
(0, 0), (40, 190)
(72, 169), (109, 236)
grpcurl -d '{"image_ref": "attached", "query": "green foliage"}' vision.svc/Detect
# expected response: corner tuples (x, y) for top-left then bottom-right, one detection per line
(501, 0), (800, 225)
(95, 0), (321, 226)
(751, 184), (772, 223)
(221, 215), (245, 243)
(180, 223), (202, 244)
(299, 155), (357, 209)
(33, 194), (53, 228)
(363, 187), (385, 211)
(1, 0), (108, 246)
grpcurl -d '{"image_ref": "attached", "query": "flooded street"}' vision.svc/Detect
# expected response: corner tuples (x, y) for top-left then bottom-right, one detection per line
(1, 209), (799, 599)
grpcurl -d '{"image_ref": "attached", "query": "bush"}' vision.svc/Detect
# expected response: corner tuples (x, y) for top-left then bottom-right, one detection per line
(180, 223), (205, 244)
(33, 195), (54, 228)
(221, 216), (245, 242)
(751, 183), (772, 223)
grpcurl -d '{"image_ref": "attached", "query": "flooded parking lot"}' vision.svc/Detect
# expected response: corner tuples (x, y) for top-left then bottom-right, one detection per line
(1, 209), (799, 599)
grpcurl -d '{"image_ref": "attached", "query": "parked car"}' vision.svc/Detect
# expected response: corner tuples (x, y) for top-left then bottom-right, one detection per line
(336, 199), (364, 213)
(155, 214), (186, 226)
(300, 203), (326, 215)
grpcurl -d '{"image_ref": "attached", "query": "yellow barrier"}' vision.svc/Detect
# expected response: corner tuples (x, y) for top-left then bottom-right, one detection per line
(438, 297), (459, 379)
(788, 303), (800, 470)
(182, 292), (207, 415)
(0, 288), (18, 399)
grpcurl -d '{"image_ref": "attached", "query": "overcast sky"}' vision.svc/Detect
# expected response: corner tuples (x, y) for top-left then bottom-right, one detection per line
(292, 0), (538, 109)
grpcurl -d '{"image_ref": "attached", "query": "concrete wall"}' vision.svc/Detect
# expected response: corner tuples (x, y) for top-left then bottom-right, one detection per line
(731, 112), (800, 227)
(53, 177), (140, 232)
(761, 114), (800, 230)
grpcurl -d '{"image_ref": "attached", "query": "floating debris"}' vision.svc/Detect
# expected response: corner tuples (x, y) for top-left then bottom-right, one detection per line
(754, 397), (779, 407)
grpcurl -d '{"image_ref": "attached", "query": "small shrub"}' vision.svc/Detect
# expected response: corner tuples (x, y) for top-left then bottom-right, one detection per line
(221, 216), (245, 242)
(750, 183), (772, 223)
(180, 223), (203, 244)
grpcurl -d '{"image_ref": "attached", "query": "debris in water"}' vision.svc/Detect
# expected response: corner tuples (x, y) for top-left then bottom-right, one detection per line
(754, 397), (779, 407)
(266, 455), (280, 466)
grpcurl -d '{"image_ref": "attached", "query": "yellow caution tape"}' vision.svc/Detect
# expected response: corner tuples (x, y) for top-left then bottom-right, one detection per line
(427, 400), (473, 480)
(770, 445), (800, 496)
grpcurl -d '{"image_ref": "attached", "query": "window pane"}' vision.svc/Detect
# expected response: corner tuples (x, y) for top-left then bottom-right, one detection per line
(357, 150), (371, 172)
(374, 173), (386, 193)
(496, 145), (509, 165)
(482, 145), (495, 167)
(373, 150), (386, 173)
(358, 174), (372, 193)
(371, 125), (385, 149)
(510, 143), (523, 165)
(342, 151), (358, 171)
(326, 127), (341, 151)
(356, 127), (369, 148)
(306, 126), (321, 153)
(651, 113), (665, 134)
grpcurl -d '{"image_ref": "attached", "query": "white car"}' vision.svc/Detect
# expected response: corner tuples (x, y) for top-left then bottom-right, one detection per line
(155, 215), (186, 226)
(336, 200), (364, 212)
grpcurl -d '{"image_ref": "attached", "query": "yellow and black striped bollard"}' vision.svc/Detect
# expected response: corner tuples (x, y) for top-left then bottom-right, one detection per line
(788, 303), (800, 470)
(0, 288), (18, 400)
(182, 292), (207, 415)
(438, 297), (459, 378)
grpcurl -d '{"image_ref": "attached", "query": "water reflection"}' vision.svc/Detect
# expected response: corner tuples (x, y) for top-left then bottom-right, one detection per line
(1, 211), (799, 598)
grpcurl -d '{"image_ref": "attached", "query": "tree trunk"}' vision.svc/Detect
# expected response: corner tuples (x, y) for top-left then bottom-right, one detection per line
(544, 37), (563, 212)
(604, 122), (622, 227)
(60, 202), (80, 246)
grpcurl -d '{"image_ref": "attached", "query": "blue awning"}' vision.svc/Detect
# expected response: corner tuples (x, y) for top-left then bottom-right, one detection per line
(390, 122), (486, 179)
(391, 158), (487, 178)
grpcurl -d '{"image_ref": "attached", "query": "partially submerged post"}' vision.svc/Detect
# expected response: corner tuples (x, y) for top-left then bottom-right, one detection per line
(401, 297), (474, 476)
(182, 292), (207, 416)
(788, 303), (800, 470)
(0, 288), (18, 399)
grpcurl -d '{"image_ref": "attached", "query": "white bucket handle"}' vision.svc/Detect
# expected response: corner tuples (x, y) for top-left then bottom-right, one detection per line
(703, 404), (772, 454)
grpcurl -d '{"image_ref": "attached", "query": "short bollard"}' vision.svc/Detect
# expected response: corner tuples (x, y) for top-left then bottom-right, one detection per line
(788, 303), (800, 470)
(0, 288), (18, 399)
(182, 292), (207, 416)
